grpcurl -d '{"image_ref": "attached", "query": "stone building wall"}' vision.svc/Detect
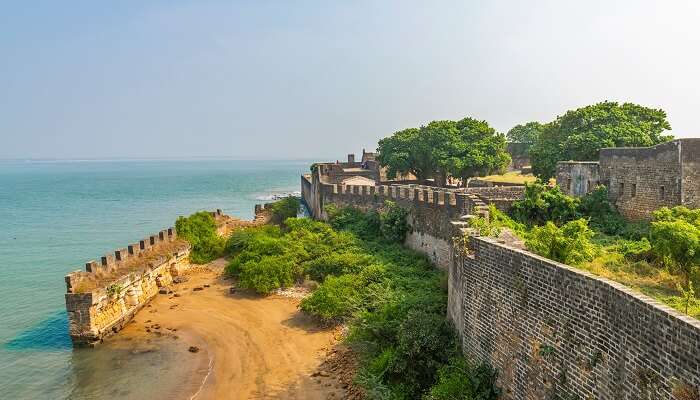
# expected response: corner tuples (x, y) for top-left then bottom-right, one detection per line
(556, 161), (601, 197)
(303, 169), (700, 399)
(599, 141), (684, 220)
(681, 139), (700, 209)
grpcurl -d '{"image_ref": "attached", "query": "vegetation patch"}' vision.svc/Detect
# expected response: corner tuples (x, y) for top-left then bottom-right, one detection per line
(175, 211), (226, 264)
(482, 183), (700, 319)
(224, 203), (499, 399)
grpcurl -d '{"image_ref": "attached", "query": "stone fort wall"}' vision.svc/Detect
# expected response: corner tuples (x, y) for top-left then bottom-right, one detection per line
(303, 170), (700, 399)
(64, 208), (272, 346)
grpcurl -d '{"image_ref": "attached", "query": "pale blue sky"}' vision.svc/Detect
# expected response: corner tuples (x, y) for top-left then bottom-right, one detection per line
(1, 0), (699, 160)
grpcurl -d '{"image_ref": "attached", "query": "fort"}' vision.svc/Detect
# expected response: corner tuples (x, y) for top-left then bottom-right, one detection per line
(557, 138), (700, 219)
(302, 152), (700, 399)
(63, 207), (273, 346)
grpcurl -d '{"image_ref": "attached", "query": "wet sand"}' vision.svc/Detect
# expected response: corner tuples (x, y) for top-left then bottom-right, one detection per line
(117, 259), (347, 400)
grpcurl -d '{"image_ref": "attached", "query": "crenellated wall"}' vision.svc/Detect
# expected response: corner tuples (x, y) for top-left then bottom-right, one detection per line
(303, 169), (700, 399)
(64, 207), (272, 346)
(64, 226), (191, 346)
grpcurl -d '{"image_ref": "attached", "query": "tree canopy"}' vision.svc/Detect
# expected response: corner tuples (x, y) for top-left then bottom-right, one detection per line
(376, 117), (510, 186)
(529, 101), (672, 179)
(506, 121), (544, 145)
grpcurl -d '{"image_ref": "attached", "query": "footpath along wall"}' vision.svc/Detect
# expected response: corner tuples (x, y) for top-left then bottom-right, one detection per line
(302, 169), (700, 399)
(64, 208), (273, 346)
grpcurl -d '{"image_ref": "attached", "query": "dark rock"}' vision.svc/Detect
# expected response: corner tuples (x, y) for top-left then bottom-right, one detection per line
(173, 293), (181, 297)
(193, 287), (203, 291)
(229, 287), (237, 294)
(203, 284), (210, 288)
(158, 287), (169, 294)
(188, 346), (200, 353)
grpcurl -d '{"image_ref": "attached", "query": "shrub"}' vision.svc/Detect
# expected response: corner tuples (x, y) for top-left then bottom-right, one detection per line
(650, 218), (700, 285)
(425, 356), (500, 400)
(380, 201), (409, 243)
(237, 255), (298, 294)
(299, 274), (363, 321)
(175, 211), (226, 264)
(305, 252), (374, 282)
(526, 219), (596, 265)
(578, 186), (626, 235)
(510, 181), (580, 226)
(269, 196), (300, 224)
(384, 310), (457, 396)
(328, 205), (381, 240)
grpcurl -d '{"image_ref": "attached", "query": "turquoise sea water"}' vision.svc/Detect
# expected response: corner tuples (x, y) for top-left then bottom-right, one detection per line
(0, 159), (309, 399)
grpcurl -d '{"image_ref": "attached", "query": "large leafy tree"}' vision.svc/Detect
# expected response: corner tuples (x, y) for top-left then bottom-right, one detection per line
(377, 128), (431, 181)
(377, 118), (510, 186)
(506, 121), (545, 145)
(450, 118), (510, 185)
(529, 101), (672, 179)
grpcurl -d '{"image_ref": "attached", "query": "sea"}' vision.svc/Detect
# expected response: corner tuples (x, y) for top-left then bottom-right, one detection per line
(0, 159), (310, 399)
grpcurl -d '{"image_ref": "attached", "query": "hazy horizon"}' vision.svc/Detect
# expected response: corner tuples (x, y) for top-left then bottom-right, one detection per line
(2, 1), (700, 160)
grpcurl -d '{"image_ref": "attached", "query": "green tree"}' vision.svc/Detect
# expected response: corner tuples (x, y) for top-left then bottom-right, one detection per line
(529, 101), (672, 179)
(377, 128), (432, 181)
(450, 118), (511, 186)
(377, 118), (510, 186)
(507, 121), (544, 144)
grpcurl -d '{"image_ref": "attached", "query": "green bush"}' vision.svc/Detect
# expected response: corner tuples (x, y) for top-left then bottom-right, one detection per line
(237, 255), (298, 294)
(328, 205), (381, 240)
(384, 310), (457, 395)
(299, 274), (364, 321)
(224, 207), (497, 398)
(175, 211), (226, 264)
(510, 181), (580, 226)
(526, 219), (596, 265)
(305, 252), (373, 282)
(425, 356), (500, 400)
(578, 186), (626, 235)
(380, 201), (409, 243)
(270, 196), (300, 224)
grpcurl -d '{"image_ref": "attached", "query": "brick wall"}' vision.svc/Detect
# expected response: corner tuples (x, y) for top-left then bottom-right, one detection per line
(458, 236), (700, 399)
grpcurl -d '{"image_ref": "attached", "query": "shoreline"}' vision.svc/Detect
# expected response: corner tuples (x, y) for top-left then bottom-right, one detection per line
(108, 258), (352, 400)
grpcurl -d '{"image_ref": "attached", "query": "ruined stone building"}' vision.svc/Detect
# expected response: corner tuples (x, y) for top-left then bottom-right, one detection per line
(557, 138), (700, 219)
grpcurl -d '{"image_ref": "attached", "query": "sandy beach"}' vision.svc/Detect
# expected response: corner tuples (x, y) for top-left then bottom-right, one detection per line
(114, 259), (354, 400)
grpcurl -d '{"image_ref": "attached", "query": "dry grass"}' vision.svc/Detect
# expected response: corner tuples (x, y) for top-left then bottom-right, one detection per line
(480, 171), (537, 185)
(71, 239), (189, 293)
(580, 252), (700, 319)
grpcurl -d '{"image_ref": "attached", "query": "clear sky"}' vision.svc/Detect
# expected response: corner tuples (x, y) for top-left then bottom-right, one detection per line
(2, 0), (699, 160)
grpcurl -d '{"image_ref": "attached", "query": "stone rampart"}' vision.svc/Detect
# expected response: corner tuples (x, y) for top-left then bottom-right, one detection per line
(303, 169), (700, 399)
(64, 207), (271, 346)
(64, 226), (191, 346)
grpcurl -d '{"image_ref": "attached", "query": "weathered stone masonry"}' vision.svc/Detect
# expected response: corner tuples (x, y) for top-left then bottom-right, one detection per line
(303, 167), (700, 399)
(557, 138), (700, 220)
